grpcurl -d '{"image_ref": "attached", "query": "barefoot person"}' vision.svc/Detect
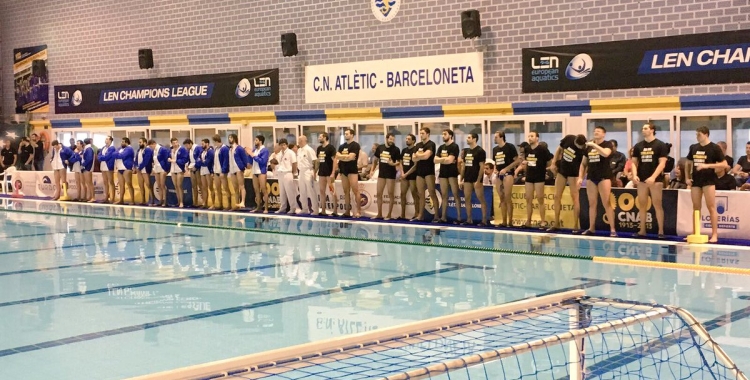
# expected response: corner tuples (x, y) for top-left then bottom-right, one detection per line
(686, 126), (727, 243)
(369, 133), (401, 220)
(548, 134), (586, 233)
(631, 123), (669, 238)
(579, 126), (617, 237)
(492, 131), (520, 227)
(459, 133), (487, 226)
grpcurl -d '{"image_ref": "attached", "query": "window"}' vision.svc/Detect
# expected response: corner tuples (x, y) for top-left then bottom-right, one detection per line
(75, 132), (88, 143)
(327, 126), (350, 148)
(530, 121), (564, 152)
(452, 123), (483, 151)
(587, 118), (627, 153)
(420, 122), (448, 149)
(251, 127), (274, 150)
(489, 120), (524, 148)
(679, 116), (727, 158)
(150, 129), (171, 146)
(128, 131), (146, 143)
(171, 130), (191, 145)
(92, 133), (107, 149)
(274, 127), (297, 146)
(357, 124), (384, 155)
(194, 128), (215, 145)
(387, 125), (413, 150)
(111, 131), (127, 141)
(631, 119), (671, 157)
(731, 118), (750, 160)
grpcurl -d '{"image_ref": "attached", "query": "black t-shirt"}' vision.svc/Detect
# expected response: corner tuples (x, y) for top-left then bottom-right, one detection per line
(19, 144), (33, 165)
(375, 144), (401, 179)
(558, 135), (585, 177)
(401, 146), (417, 179)
(632, 138), (669, 180)
(316, 144), (337, 177)
(586, 140), (614, 181)
(462, 146), (487, 183)
(525, 144), (553, 183)
(437, 142), (460, 178)
(716, 174), (737, 191)
(34, 141), (45, 160)
(737, 155), (750, 173)
(1, 148), (16, 167)
(687, 142), (724, 187)
(337, 141), (361, 175)
(415, 140), (437, 175)
(492, 144), (518, 172)
(725, 155), (734, 169)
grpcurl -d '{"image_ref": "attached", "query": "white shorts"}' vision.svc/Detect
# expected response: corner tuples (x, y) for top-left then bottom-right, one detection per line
(153, 166), (164, 174)
(100, 162), (109, 172)
(200, 167), (210, 176)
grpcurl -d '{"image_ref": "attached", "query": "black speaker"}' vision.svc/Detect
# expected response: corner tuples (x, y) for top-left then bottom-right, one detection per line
(32, 60), (46, 77)
(138, 49), (153, 69)
(461, 10), (481, 39)
(281, 33), (298, 57)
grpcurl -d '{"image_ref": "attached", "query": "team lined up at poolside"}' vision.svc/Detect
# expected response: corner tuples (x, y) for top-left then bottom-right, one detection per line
(42, 125), (727, 240)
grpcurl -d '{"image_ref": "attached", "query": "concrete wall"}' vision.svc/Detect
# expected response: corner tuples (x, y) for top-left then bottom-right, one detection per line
(1, 0), (749, 120)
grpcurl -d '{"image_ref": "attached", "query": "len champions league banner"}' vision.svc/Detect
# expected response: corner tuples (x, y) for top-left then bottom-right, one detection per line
(55, 69), (279, 114)
(522, 30), (750, 93)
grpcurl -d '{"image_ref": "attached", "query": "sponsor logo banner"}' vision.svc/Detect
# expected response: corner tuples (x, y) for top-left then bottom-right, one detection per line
(14, 45), (49, 114)
(522, 30), (750, 93)
(676, 190), (746, 239)
(55, 69), (279, 113)
(580, 188), (678, 236)
(305, 53), (483, 103)
(491, 185), (576, 228)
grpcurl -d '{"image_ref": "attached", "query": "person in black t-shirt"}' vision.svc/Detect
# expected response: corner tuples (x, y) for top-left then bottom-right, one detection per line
(515, 131), (552, 228)
(548, 134), (586, 233)
(1, 139), (17, 171)
(686, 126), (727, 243)
(368, 133), (401, 220)
(31, 133), (46, 171)
(336, 128), (362, 217)
(631, 123), (669, 238)
(18, 137), (34, 171)
(492, 131), (520, 227)
(459, 133), (487, 226)
(412, 127), (440, 221)
(398, 133), (420, 220)
(579, 126), (617, 237)
(434, 129), (461, 224)
(316, 132), (339, 216)
(730, 142), (750, 187)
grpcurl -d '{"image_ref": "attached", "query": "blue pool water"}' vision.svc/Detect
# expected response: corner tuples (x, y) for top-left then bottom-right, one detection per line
(0, 199), (748, 379)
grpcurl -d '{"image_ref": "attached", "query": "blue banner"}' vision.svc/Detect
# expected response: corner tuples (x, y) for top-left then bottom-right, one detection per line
(436, 184), (494, 223)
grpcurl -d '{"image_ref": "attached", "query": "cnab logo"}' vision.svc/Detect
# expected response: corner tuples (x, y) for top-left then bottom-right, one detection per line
(372, 0), (401, 22)
(236, 78), (251, 98)
(72, 90), (83, 106)
(566, 53), (593, 80)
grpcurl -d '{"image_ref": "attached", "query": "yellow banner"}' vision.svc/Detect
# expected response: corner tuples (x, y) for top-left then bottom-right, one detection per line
(492, 185), (576, 228)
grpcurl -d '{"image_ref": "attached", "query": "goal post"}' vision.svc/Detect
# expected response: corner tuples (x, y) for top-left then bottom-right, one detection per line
(128, 289), (747, 380)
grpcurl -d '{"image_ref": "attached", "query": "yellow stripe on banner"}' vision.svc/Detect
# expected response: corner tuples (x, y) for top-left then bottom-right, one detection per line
(228, 112), (276, 124)
(30, 120), (51, 128)
(148, 115), (189, 125)
(325, 108), (382, 120)
(80, 118), (116, 128)
(593, 256), (750, 276)
(589, 97), (681, 113)
(443, 103), (514, 117)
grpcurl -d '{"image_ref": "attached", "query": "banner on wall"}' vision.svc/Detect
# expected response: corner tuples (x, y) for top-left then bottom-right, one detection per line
(676, 190), (748, 239)
(491, 185), (576, 228)
(305, 53), (484, 103)
(522, 30), (750, 93)
(14, 45), (49, 114)
(54, 69), (279, 114)
(579, 188), (678, 236)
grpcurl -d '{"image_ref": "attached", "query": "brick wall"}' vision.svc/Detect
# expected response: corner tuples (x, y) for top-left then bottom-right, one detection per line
(1, 0), (749, 120)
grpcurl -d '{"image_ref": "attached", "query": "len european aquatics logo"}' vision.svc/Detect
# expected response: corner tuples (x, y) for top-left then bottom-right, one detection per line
(565, 53), (593, 80)
(236, 78), (251, 98)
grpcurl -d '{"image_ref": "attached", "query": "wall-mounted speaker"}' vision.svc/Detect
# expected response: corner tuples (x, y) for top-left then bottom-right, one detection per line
(281, 33), (298, 57)
(138, 49), (154, 69)
(461, 10), (481, 39)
